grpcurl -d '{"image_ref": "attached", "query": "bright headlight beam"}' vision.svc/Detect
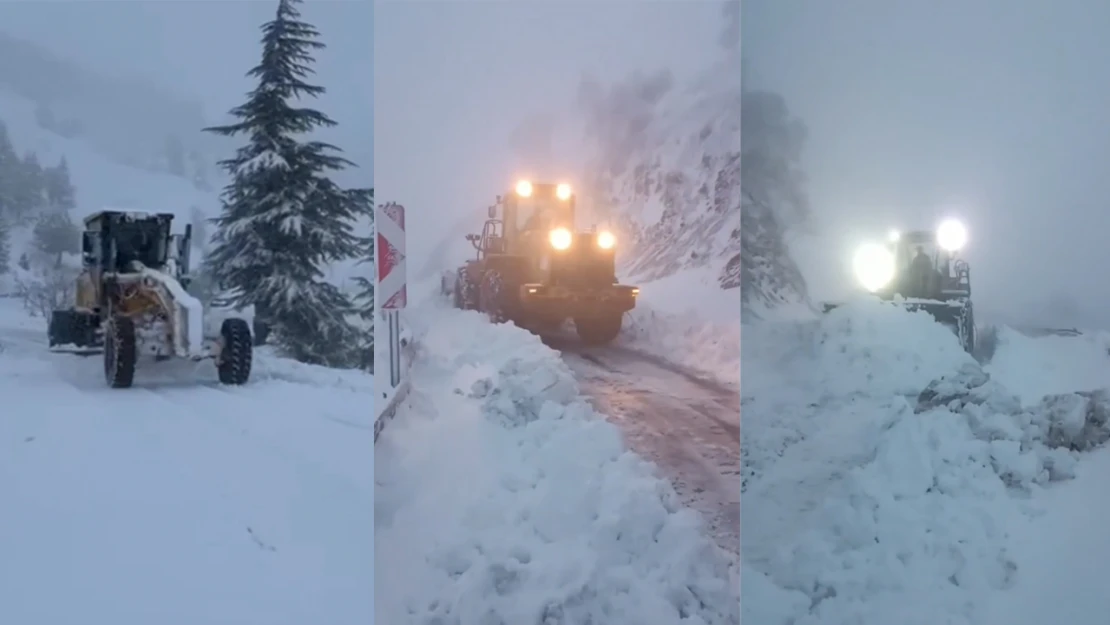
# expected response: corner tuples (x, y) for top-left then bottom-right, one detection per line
(556, 183), (572, 200)
(549, 227), (572, 250)
(852, 242), (896, 293)
(515, 180), (533, 197)
(597, 231), (616, 249)
(936, 219), (968, 252)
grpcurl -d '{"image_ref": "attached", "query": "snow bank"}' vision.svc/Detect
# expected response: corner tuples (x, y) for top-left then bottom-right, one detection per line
(986, 326), (1110, 405)
(742, 298), (975, 400)
(0, 299), (375, 625)
(618, 266), (739, 385)
(375, 305), (738, 625)
(743, 301), (1110, 625)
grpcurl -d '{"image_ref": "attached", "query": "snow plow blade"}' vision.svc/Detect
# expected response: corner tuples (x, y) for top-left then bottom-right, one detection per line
(48, 345), (103, 356)
(821, 297), (976, 353)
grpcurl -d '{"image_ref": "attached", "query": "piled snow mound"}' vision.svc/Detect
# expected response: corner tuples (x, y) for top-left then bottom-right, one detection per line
(987, 326), (1110, 405)
(742, 298), (975, 399)
(618, 266), (739, 385)
(743, 301), (1110, 625)
(375, 307), (739, 625)
(813, 299), (977, 397)
(747, 364), (1110, 624)
(620, 305), (738, 385)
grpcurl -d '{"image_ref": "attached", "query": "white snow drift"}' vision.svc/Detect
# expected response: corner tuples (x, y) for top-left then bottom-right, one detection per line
(0, 299), (374, 625)
(743, 299), (1110, 625)
(617, 265), (739, 386)
(375, 301), (739, 625)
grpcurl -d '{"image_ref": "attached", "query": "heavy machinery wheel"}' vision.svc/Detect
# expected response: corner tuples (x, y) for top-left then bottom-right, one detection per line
(479, 270), (509, 323)
(457, 267), (478, 310)
(104, 315), (137, 388)
(217, 318), (253, 385)
(961, 302), (977, 354)
(574, 314), (623, 346)
(452, 273), (466, 309)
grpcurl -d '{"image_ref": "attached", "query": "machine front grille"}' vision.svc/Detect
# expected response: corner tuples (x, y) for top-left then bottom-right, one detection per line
(550, 232), (615, 288)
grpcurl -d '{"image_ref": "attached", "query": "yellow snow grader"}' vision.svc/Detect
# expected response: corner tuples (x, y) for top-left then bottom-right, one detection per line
(442, 180), (639, 345)
(824, 218), (977, 353)
(48, 210), (253, 388)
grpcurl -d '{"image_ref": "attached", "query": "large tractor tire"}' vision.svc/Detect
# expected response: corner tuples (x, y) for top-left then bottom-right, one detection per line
(217, 318), (253, 385)
(49, 309), (99, 348)
(960, 302), (977, 354)
(103, 315), (137, 388)
(479, 270), (509, 323)
(574, 314), (623, 346)
(456, 267), (478, 310)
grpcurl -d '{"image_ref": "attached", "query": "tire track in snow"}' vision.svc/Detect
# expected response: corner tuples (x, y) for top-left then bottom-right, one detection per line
(544, 333), (740, 555)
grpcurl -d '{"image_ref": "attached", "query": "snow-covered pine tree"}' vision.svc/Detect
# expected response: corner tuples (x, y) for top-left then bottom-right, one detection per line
(351, 189), (375, 371)
(203, 0), (373, 368)
(0, 215), (11, 276)
(0, 121), (17, 219)
(44, 157), (76, 211)
(12, 152), (48, 223)
(33, 156), (80, 266)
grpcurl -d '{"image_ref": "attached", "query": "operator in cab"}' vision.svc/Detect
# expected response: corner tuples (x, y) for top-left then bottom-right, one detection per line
(906, 245), (935, 298)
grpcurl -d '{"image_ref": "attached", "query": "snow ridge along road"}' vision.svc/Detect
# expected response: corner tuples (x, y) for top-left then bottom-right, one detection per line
(0, 299), (374, 625)
(742, 299), (1110, 625)
(374, 299), (740, 625)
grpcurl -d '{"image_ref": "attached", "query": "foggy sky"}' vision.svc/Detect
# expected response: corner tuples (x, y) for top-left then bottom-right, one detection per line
(374, 0), (723, 268)
(745, 0), (1110, 329)
(0, 0), (373, 180)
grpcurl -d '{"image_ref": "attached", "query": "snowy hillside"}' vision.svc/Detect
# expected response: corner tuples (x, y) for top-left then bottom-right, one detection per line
(0, 89), (366, 289)
(0, 31), (223, 187)
(738, 89), (812, 314)
(0, 297), (374, 625)
(577, 58), (740, 290)
(742, 299), (1110, 624)
(1, 91), (217, 225)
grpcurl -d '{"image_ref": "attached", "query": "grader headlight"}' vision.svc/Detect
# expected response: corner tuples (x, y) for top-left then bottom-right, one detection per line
(555, 183), (572, 200)
(548, 227), (573, 250)
(515, 180), (533, 197)
(852, 242), (896, 293)
(597, 230), (616, 249)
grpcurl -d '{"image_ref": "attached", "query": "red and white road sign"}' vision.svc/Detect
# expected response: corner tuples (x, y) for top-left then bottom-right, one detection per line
(375, 202), (407, 310)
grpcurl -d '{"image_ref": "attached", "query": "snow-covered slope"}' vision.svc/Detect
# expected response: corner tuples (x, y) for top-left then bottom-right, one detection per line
(738, 89), (812, 314)
(375, 289), (739, 625)
(0, 31), (222, 186)
(742, 299), (1110, 624)
(1, 91), (217, 225)
(0, 298), (374, 625)
(578, 59), (740, 290)
(618, 264), (738, 384)
(986, 326), (1110, 405)
(0, 89), (366, 286)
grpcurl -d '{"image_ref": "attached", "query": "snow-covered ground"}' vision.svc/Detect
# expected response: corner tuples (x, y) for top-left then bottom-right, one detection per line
(0, 298), (374, 625)
(375, 280), (739, 624)
(742, 299), (1110, 624)
(618, 265), (739, 386)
